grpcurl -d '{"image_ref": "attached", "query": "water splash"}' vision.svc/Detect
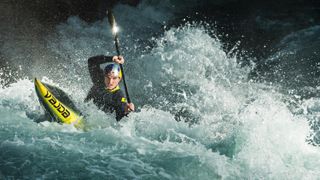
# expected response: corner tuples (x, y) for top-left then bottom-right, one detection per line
(1, 2), (320, 179)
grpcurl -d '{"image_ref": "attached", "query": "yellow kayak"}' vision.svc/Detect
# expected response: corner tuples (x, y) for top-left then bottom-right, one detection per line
(34, 78), (84, 129)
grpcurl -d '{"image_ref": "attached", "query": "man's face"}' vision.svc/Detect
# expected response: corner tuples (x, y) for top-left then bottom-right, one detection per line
(105, 73), (121, 90)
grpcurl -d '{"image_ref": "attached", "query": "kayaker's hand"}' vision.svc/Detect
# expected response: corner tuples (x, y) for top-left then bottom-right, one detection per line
(126, 103), (135, 113)
(112, 56), (124, 64)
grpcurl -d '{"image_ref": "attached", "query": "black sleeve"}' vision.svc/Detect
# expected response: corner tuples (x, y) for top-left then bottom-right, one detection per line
(113, 91), (128, 121)
(88, 55), (113, 85)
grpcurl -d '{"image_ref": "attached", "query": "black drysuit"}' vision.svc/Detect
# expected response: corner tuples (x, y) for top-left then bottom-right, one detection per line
(85, 55), (127, 121)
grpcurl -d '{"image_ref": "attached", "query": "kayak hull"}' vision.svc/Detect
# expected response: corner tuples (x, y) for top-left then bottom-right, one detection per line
(34, 78), (84, 129)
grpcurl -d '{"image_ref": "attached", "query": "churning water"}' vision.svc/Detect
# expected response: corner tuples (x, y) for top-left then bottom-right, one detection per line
(1, 1), (320, 179)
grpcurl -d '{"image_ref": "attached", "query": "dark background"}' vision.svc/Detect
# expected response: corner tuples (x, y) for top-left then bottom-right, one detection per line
(0, 0), (319, 87)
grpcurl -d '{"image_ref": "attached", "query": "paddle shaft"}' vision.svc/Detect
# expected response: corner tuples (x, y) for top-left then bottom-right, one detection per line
(114, 36), (131, 103)
(108, 10), (131, 103)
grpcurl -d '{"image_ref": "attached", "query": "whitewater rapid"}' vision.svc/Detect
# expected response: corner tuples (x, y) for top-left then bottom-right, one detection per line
(1, 2), (320, 179)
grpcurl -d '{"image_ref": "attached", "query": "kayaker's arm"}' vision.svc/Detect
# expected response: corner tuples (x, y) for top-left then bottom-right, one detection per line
(114, 91), (134, 121)
(88, 55), (113, 84)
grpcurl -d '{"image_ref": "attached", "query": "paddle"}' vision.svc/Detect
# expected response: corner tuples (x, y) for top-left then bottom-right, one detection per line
(107, 9), (131, 103)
